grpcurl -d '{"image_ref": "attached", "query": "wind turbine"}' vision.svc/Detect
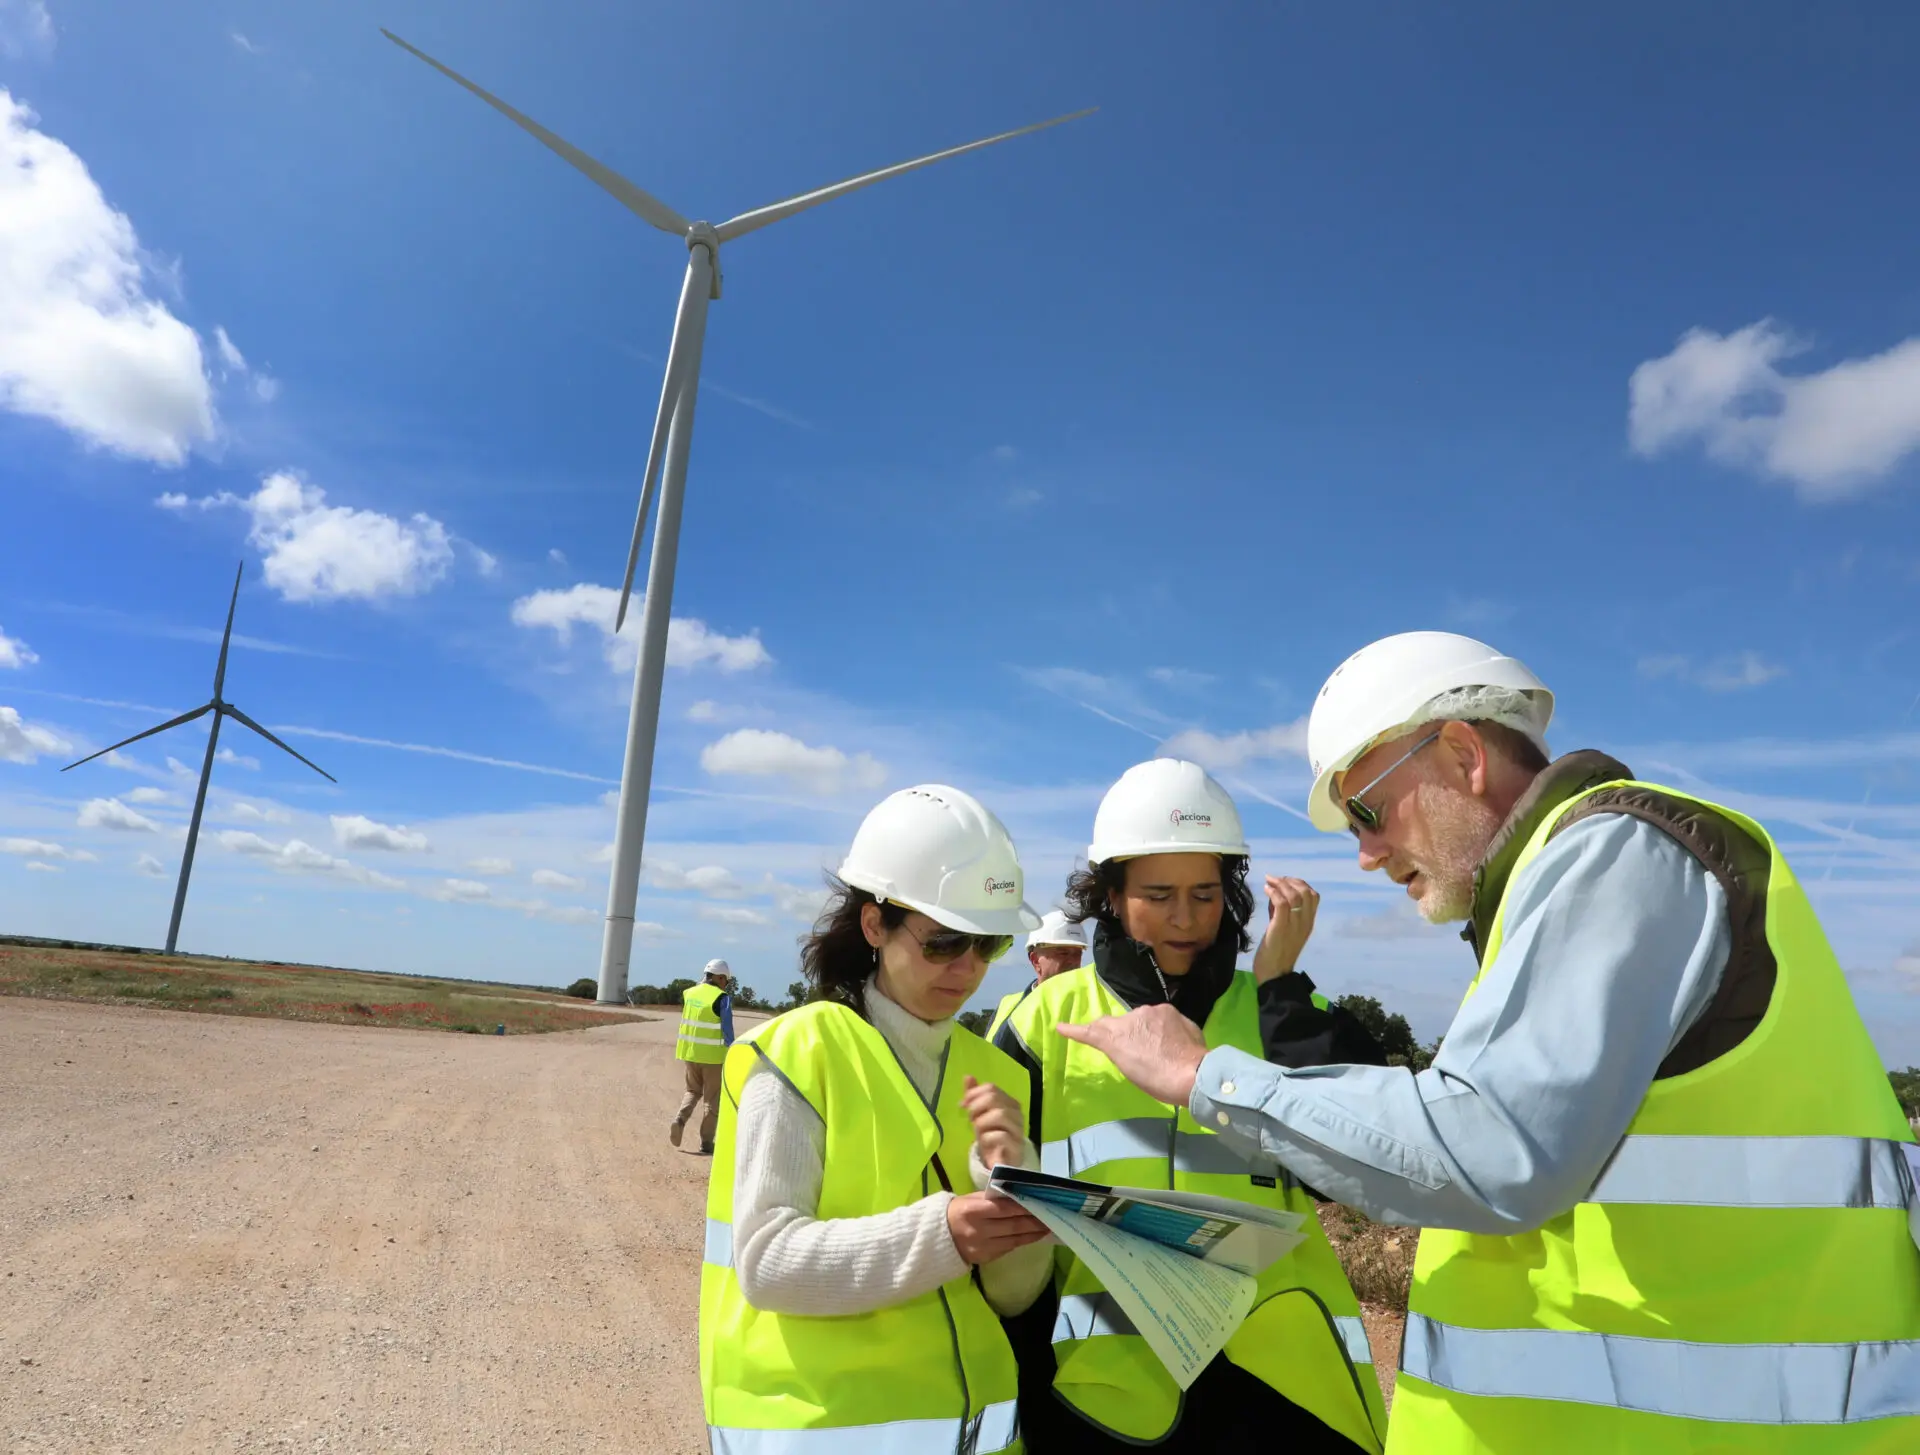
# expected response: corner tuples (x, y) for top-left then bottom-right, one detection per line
(63, 563), (335, 954)
(381, 29), (1091, 1002)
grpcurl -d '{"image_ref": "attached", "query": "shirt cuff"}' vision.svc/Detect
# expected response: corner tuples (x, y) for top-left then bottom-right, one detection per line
(1188, 1045), (1281, 1135)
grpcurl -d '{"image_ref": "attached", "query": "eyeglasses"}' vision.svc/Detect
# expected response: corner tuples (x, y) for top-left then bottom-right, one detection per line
(902, 920), (1014, 965)
(1343, 730), (1441, 836)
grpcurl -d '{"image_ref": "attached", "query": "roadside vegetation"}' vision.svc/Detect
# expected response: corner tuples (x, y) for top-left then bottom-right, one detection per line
(0, 941), (640, 1034)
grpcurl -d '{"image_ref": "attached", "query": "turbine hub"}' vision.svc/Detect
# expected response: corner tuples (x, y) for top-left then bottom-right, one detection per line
(687, 222), (722, 300)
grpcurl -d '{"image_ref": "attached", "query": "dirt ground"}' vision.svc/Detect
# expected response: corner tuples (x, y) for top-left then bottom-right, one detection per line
(1, 998), (1402, 1453)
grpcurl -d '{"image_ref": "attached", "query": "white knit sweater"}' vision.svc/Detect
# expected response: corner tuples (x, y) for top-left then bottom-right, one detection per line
(732, 982), (1054, 1317)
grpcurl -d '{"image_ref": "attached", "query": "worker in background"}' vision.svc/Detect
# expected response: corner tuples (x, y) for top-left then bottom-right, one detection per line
(699, 785), (1053, 1452)
(985, 909), (1087, 1039)
(669, 958), (735, 1155)
(995, 758), (1388, 1454)
(1060, 632), (1920, 1453)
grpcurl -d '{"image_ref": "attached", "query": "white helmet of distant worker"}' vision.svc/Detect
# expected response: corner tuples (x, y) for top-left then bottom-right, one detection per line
(1027, 909), (1086, 950)
(838, 785), (1042, 935)
(1305, 631), (1553, 832)
(1087, 758), (1248, 866)
(702, 959), (732, 983)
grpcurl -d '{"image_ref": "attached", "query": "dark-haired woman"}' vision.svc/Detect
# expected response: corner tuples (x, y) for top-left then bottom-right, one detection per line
(700, 784), (1056, 1454)
(994, 758), (1389, 1454)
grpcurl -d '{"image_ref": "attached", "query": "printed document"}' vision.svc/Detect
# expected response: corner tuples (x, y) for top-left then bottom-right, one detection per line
(988, 1166), (1307, 1388)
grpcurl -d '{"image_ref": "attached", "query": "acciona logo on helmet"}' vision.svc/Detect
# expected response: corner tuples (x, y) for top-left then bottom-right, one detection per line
(1169, 808), (1213, 828)
(983, 875), (1017, 896)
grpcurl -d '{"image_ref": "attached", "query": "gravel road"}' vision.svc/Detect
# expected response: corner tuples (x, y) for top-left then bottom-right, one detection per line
(1, 997), (744, 1454)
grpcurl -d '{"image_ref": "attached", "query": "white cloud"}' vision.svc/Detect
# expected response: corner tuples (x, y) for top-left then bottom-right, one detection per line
(213, 326), (246, 371)
(162, 473), (454, 602)
(548, 548), (568, 567)
(770, 880), (829, 923)
(331, 813), (430, 853)
(0, 625), (36, 668)
(214, 830), (405, 889)
(1639, 652), (1788, 693)
(699, 728), (886, 793)
(1, 3), (55, 58)
(698, 905), (773, 928)
(0, 90), (215, 463)
(0, 704), (65, 762)
(2, 837), (96, 862)
(471, 546), (499, 578)
(1147, 667), (1216, 692)
(1160, 718), (1309, 771)
(226, 800), (290, 824)
(24, 860), (57, 872)
(467, 857), (514, 876)
(511, 583), (771, 674)
(230, 30), (259, 54)
(215, 746), (259, 770)
(530, 868), (582, 890)
(210, 323), (279, 403)
(77, 797), (159, 833)
(644, 860), (748, 898)
(134, 852), (166, 877)
(124, 786), (175, 805)
(430, 878), (492, 903)
(1629, 320), (1920, 500)
(687, 699), (722, 722)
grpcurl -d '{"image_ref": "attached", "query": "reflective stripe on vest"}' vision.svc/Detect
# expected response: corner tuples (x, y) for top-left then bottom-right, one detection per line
(705, 1218), (732, 1268)
(708, 1400), (1018, 1455)
(1402, 1314), (1920, 1425)
(1333, 1314), (1372, 1369)
(1041, 1116), (1285, 1181)
(1589, 1133), (1917, 1211)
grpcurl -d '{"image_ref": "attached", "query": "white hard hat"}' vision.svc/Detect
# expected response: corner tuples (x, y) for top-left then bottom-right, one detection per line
(837, 784), (1042, 936)
(703, 959), (732, 980)
(1305, 631), (1553, 832)
(1087, 759), (1249, 865)
(1027, 909), (1086, 950)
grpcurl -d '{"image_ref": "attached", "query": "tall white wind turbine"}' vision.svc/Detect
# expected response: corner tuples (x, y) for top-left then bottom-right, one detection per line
(63, 564), (336, 954)
(382, 30), (1091, 1002)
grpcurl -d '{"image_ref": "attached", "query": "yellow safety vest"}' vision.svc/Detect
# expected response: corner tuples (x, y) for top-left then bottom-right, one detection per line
(1394, 780), (1920, 1454)
(986, 984), (1032, 1042)
(676, 981), (727, 1064)
(1001, 966), (1387, 1450)
(699, 1000), (1027, 1453)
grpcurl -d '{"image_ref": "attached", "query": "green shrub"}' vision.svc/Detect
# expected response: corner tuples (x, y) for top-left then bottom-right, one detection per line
(564, 978), (598, 999)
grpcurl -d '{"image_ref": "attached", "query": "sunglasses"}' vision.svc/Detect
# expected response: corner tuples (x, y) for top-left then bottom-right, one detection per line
(1343, 730), (1441, 836)
(902, 920), (1014, 965)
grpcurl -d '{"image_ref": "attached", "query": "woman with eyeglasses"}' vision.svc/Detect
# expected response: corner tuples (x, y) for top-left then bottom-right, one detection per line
(699, 784), (1056, 1454)
(993, 758), (1388, 1454)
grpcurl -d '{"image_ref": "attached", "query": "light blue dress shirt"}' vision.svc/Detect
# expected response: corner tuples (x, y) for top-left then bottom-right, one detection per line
(1189, 814), (1730, 1233)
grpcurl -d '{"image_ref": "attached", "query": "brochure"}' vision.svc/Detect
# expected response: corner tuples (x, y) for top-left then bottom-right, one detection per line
(988, 1165), (1307, 1388)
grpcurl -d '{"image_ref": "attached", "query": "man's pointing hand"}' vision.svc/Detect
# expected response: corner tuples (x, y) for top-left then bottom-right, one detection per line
(1057, 1003), (1209, 1108)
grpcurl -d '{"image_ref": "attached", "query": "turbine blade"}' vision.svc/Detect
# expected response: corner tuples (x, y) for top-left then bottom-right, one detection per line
(715, 107), (1095, 244)
(380, 29), (692, 237)
(616, 254), (709, 632)
(212, 560), (242, 699)
(61, 703), (213, 772)
(222, 705), (338, 783)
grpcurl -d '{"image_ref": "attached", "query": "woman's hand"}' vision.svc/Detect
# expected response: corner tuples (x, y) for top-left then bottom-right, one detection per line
(946, 1191), (1049, 1266)
(961, 1075), (1026, 1173)
(1252, 876), (1320, 984)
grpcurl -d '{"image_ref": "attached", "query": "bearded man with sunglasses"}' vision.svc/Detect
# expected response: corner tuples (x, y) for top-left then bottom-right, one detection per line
(1060, 632), (1920, 1455)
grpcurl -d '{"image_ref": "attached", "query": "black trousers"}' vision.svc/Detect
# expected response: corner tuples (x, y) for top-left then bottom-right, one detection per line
(1006, 1304), (1369, 1454)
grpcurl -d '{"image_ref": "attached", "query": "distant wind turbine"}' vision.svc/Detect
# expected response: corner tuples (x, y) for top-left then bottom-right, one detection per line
(63, 564), (335, 954)
(381, 28), (1092, 1002)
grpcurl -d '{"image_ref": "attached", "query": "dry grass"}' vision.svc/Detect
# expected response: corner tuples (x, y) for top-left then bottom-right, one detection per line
(0, 942), (644, 1035)
(1319, 1200), (1416, 1308)
(1319, 1201), (1413, 1407)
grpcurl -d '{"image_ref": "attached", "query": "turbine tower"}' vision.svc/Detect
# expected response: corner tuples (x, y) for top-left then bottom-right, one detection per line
(63, 563), (335, 954)
(381, 29), (1091, 1002)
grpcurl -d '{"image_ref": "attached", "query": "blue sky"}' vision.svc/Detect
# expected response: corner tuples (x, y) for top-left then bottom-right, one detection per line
(4, 2), (1918, 1058)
